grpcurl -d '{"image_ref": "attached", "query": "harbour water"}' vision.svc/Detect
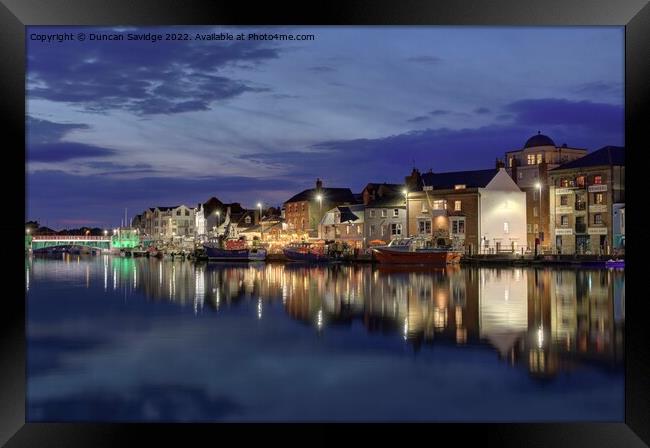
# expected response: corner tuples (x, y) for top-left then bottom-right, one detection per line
(26, 254), (624, 421)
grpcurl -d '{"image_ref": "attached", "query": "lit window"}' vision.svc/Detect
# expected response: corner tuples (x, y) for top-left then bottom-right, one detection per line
(536, 154), (542, 164)
(509, 157), (513, 167)
(454, 184), (466, 190)
(527, 154), (536, 165)
(245, 216), (251, 224)
(576, 176), (585, 187)
(433, 200), (446, 210)
(594, 175), (602, 185)
(503, 222), (509, 234)
(534, 224), (539, 233)
(454, 200), (461, 211)
(594, 193), (604, 204)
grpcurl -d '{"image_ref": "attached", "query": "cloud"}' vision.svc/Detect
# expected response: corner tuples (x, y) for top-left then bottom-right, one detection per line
(430, 110), (451, 116)
(406, 56), (442, 64)
(407, 116), (430, 123)
(27, 28), (280, 115)
(307, 66), (337, 73)
(474, 107), (490, 114)
(572, 81), (622, 96)
(505, 98), (624, 133)
(27, 116), (90, 144)
(28, 142), (118, 162)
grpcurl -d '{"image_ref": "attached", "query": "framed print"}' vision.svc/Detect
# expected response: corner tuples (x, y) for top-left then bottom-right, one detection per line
(3, 0), (649, 446)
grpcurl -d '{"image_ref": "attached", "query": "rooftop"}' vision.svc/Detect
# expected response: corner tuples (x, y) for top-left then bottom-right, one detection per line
(420, 169), (498, 190)
(550, 145), (624, 171)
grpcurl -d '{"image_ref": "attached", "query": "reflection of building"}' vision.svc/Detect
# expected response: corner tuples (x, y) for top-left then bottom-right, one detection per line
(505, 133), (587, 250)
(404, 167), (526, 254)
(548, 146), (625, 255)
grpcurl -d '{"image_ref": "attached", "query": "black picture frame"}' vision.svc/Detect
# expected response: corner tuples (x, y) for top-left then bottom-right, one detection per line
(3, 0), (648, 446)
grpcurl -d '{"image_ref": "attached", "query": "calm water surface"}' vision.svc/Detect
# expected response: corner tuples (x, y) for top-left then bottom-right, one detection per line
(26, 254), (625, 421)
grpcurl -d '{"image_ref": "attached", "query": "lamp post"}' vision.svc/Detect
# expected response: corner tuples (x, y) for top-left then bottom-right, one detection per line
(403, 188), (409, 238)
(257, 202), (263, 240)
(535, 182), (542, 256)
(216, 210), (221, 235)
(316, 194), (323, 238)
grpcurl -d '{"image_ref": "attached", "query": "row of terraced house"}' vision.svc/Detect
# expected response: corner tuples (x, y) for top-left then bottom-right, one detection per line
(132, 132), (624, 255)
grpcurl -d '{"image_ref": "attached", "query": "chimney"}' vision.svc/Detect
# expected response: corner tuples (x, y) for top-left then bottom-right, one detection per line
(496, 158), (505, 169)
(316, 178), (323, 190)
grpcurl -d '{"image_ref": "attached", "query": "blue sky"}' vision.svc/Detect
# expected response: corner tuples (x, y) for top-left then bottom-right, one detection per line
(26, 26), (624, 229)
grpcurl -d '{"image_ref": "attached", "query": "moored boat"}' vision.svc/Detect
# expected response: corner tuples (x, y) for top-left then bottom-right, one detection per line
(203, 238), (266, 261)
(282, 242), (332, 262)
(372, 236), (462, 265)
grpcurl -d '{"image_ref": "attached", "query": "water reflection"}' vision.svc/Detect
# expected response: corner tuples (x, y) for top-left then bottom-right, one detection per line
(28, 255), (624, 380)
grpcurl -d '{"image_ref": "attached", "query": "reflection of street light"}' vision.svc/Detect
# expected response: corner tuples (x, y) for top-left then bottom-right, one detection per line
(316, 194), (323, 238)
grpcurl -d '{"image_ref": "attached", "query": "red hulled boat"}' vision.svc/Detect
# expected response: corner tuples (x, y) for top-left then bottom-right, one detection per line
(372, 236), (462, 265)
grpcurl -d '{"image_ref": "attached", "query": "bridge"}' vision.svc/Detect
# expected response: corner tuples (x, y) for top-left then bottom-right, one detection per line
(30, 235), (112, 251)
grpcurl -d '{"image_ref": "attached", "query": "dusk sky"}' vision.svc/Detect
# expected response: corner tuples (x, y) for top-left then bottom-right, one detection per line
(26, 26), (624, 229)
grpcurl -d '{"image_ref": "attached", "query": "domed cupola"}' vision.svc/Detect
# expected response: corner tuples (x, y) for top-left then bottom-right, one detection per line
(524, 131), (555, 148)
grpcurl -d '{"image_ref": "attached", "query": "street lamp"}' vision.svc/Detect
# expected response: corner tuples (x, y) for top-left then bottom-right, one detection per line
(403, 188), (409, 238)
(216, 210), (221, 234)
(316, 194), (323, 239)
(26, 227), (30, 234)
(534, 182), (542, 255)
(103, 230), (108, 236)
(257, 202), (263, 240)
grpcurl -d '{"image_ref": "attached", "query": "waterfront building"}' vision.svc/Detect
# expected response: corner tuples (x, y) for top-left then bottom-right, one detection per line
(548, 145), (625, 255)
(404, 167), (526, 254)
(319, 204), (366, 249)
(362, 183), (407, 246)
(133, 205), (195, 241)
(283, 178), (357, 238)
(505, 132), (587, 251)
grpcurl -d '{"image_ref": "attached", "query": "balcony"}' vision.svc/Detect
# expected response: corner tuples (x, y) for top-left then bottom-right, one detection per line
(575, 222), (587, 234)
(575, 202), (586, 211)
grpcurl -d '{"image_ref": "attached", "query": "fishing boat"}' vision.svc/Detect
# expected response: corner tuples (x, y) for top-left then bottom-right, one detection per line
(372, 236), (462, 265)
(203, 238), (266, 261)
(605, 259), (624, 268)
(283, 242), (332, 262)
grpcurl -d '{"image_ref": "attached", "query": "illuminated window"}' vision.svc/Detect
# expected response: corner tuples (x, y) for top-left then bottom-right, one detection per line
(418, 220), (431, 234)
(245, 216), (251, 224)
(503, 222), (509, 234)
(527, 154), (536, 165)
(509, 157), (514, 167)
(594, 175), (602, 185)
(433, 200), (446, 210)
(576, 176), (585, 187)
(454, 200), (461, 211)
(536, 153), (543, 164)
(346, 226), (350, 235)
(534, 223), (539, 233)
(594, 193), (604, 204)
(454, 184), (466, 190)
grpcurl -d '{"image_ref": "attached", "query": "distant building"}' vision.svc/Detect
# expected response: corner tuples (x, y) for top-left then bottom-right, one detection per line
(134, 205), (195, 240)
(283, 178), (357, 238)
(320, 204), (366, 248)
(548, 146), (625, 255)
(505, 132), (587, 250)
(405, 167), (526, 254)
